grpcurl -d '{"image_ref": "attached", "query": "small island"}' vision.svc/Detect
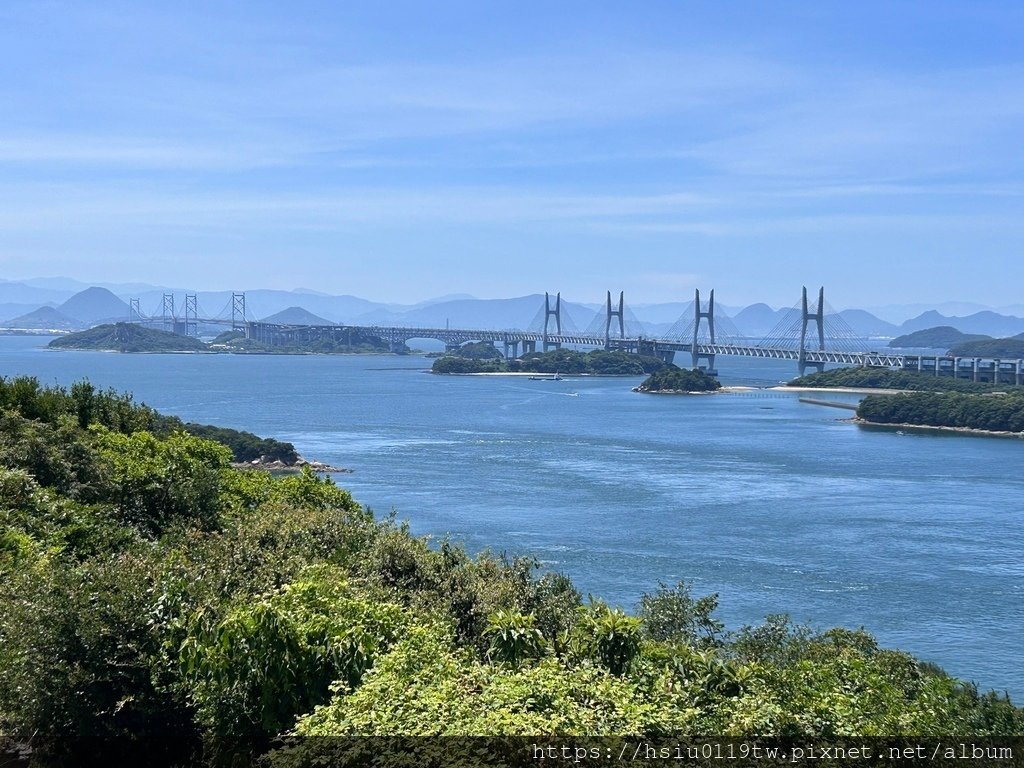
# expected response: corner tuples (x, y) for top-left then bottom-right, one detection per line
(633, 365), (721, 393)
(431, 345), (667, 375)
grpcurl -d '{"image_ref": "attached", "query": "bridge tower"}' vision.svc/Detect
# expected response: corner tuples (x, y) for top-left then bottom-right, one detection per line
(691, 289), (716, 372)
(161, 293), (175, 333)
(128, 298), (141, 324)
(231, 292), (247, 334)
(605, 291), (624, 350)
(184, 294), (198, 337)
(799, 286), (825, 376)
(543, 292), (561, 352)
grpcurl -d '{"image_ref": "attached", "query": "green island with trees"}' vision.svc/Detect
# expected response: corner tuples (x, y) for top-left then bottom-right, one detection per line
(634, 365), (722, 393)
(788, 368), (1024, 435)
(431, 345), (667, 375)
(1, 376), (1021, 766)
(888, 326), (989, 349)
(856, 391), (1024, 434)
(48, 325), (397, 355)
(947, 337), (1024, 358)
(49, 323), (210, 353)
(788, 367), (1005, 394)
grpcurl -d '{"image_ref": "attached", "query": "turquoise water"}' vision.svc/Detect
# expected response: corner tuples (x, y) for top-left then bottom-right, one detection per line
(2, 336), (1022, 697)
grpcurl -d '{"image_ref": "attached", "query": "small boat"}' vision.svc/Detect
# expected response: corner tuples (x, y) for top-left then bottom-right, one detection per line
(529, 373), (563, 381)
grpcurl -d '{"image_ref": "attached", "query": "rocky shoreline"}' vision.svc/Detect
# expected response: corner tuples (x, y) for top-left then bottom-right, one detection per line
(849, 417), (1024, 439)
(231, 457), (353, 473)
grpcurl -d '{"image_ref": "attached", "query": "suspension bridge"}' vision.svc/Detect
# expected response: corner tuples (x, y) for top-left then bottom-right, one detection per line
(125, 287), (1024, 385)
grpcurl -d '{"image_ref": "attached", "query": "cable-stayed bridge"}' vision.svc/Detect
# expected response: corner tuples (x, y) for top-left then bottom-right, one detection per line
(126, 287), (1024, 385)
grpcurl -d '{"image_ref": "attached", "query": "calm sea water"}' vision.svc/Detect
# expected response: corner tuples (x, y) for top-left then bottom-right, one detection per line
(2, 336), (1022, 698)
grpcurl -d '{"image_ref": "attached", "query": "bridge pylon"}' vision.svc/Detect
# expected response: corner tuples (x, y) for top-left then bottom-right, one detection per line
(232, 292), (247, 334)
(605, 291), (624, 350)
(161, 293), (175, 333)
(799, 286), (825, 376)
(691, 289), (716, 372)
(184, 294), (198, 337)
(128, 298), (141, 324)
(543, 292), (561, 352)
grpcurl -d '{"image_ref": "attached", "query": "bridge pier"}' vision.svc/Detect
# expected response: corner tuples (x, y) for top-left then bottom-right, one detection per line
(605, 291), (625, 351)
(798, 286), (826, 377)
(691, 289), (717, 373)
(543, 292), (562, 352)
(503, 339), (521, 359)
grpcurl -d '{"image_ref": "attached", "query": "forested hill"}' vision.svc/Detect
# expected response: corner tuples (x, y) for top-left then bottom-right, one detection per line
(888, 326), (989, 349)
(49, 323), (208, 352)
(1, 376), (1020, 766)
(948, 337), (1024, 358)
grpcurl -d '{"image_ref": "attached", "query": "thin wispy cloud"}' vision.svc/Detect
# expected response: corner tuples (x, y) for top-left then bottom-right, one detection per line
(0, 2), (1021, 305)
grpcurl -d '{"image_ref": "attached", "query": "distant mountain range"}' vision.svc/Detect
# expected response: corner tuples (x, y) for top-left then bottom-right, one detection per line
(4, 278), (1024, 341)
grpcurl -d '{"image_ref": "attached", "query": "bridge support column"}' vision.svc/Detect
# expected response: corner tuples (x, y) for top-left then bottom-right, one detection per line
(522, 340), (536, 355)
(605, 291), (624, 351)
(798, 286), (825, 377)
(129, 298), (142, 323)
(543, 292), (562, 352)
(162, 293), (175, 334)
(231, 292), (247, 331)
(503, 339), (520, 359)
(184, 294), (198, 337)
(691, 289), (717, 373)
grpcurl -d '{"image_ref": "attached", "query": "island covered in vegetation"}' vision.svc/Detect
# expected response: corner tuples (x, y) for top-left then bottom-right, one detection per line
(1, 376), (1021, 766)
(431, 345), (667, 375)
(856, 391), (1024, 435)
(48, 324), (397, 355)
(634, 365), (722, 393)
(888, 326), (989, 349)
(948, 337), (1024, 358)
(788, 369), (1024, 435)
(49, 323), (209, 353)
(788, 367), (1004, 394)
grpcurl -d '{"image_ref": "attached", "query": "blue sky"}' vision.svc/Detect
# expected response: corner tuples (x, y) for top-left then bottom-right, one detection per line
(1, 1), (1022, 308)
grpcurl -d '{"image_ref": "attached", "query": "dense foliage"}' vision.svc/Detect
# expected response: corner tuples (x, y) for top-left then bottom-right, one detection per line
(789, 367), (1004, 394)
(857, 391), (1024, 433)
(1, 377), (1021, 766)
(174, 422), (298, 463)
(431, 347), (667, 375)
(49, 323), (208, 353)
(635, 365), (721, 393)
(888, 326), (988, 349)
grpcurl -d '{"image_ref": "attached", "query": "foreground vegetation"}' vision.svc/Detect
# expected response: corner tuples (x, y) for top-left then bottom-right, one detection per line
(432, 346), (667, 375)
(1, 376), (1021, 766)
